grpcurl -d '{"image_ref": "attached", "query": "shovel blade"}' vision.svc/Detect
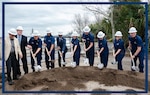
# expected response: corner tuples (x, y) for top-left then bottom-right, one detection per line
(34, 65), (38, 72)
(84, 58), (89, 64)
(131, 66), (136, 71)
(71, 62), (76, 68)
(97, 63), (104, 69)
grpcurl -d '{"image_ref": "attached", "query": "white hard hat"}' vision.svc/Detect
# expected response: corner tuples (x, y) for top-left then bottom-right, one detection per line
(58, 32), (63, 35)
(71, 31), (79, 37)
(32, 30), (40, 36)
(16, 26), (23, 31)
(46, 28), (51, 33)
(115, 31), (123, 36)
(97, 63), (104, 69)
(128, 27), (137, 33)
(83, 26), (91, 32)
(8, 28), (17, 35)
(97, 31), (105, 38)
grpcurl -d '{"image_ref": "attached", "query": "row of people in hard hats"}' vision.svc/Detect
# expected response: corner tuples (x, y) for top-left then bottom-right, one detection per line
(5, 26), (68, 85)
(5, 25), (144, 85)
(81, 26), (144, 73)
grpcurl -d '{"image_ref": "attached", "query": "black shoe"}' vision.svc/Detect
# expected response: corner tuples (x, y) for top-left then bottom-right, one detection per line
(33, 70), (35, 72)
(8, 81), (14, 85)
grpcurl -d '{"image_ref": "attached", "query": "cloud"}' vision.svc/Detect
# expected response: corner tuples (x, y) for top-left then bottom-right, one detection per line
(3, 3), (96, 37)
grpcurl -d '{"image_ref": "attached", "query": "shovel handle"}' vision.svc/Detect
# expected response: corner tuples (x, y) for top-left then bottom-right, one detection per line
(128, 49), (135, 67)
(45, 47), (50, 57)
(30, 49), (37, 64)
(112, 49), (115, 56)
(97, 51), (100, 58)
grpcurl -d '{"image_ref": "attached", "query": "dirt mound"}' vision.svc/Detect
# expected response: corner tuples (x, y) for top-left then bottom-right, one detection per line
(5, 66), (149, 91)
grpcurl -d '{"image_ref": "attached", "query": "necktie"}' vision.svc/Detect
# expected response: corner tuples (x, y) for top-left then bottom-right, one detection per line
(19, 35), (21, 44)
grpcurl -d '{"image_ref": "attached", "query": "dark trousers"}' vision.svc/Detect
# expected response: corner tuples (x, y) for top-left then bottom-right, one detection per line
(31, 53), (42, 71)
(17, 53), (28, 75)
(86, 50), (94, 66)
(6, 52), (17, 82)
(45, 50), (55, 69)
(131, 55), (144, 73)
(58, 51), (66, 67)
(116, 53), (124, 70)
(73, 51), (80, 66)
(100, 52), (109, 67)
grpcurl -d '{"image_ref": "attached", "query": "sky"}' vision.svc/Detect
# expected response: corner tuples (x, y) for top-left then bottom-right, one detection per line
(0, 0), (149, 37)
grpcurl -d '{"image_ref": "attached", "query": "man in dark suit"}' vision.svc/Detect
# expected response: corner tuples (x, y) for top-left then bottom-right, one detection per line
(56, 32), (68, 67)
(16, 26), (28, 76)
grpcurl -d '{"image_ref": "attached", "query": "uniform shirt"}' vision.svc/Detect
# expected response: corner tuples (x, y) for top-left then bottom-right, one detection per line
(82, 33), (94, 50)
(57, 37), (67, 52)
(44, 35), (55, 50)
(128, 35), (144, 56)
(114, 39), (125, 55)
(98, 38), (109, 54)
(71, 38), (81, 52)
(29, 37), (42, 53)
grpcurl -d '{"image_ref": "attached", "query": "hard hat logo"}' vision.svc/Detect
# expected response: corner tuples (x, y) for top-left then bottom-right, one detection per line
(32, 30), (40, 36)
(115, 31), (123, 36)
(83, 26), (91, 33)
(58, 32), (63, 35)
(71, 31), (79, 37)
(46, 28), (51, 33)
(97, 31), (105, 38)
(8, 28), (17, 35)
(16, 26), (24, 31)
(128, 27), (137, 33)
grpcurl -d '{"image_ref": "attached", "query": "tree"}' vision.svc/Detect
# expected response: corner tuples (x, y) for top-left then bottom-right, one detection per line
(72, 13), (90, 36)
(113, 3), (145, 45)
(84, 2), (115, 40)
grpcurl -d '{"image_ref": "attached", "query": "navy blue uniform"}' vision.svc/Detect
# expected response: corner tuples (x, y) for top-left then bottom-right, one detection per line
(57, 37), (68, 67)
(114, 39), (125, 70)
(82, 33), (95, 66)
(129, 35), (144, 72)
(98, 38), (109, 67)
(44, 35), (55, 69)
(71, 38), (81, 66)
(29, 37), (42, 72)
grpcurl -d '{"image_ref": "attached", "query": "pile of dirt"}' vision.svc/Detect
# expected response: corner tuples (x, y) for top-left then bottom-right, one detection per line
(5, 66), (150, 91)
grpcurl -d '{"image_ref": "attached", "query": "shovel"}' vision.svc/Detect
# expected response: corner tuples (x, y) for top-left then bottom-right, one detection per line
(30, 49), (41, 72)
(70, 46), (76, 68)
(45, 47), (52, 67)
(83, 42), (89, 64)
(58, 50), (66, 66)
(128, 49), (138, 71)
(45, 47), (51, 61)
(97, 51), (104, 69)
(70, 57), (76, 68)
(111, 49), (118, 64)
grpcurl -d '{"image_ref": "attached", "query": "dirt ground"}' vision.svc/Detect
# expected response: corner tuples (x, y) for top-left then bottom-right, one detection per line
(5, 66), (148, 91)
(1, 52), (150, 95)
